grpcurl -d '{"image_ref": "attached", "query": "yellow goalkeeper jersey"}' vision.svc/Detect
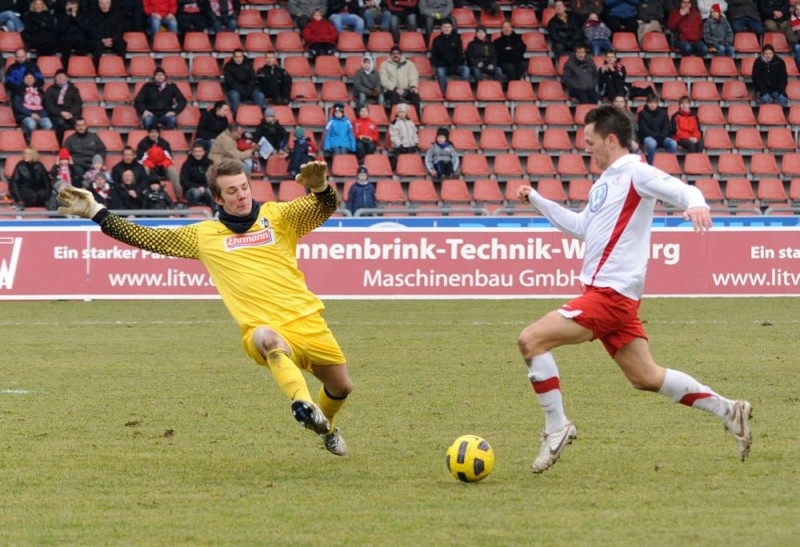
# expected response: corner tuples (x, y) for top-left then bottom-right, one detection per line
(98, 188), (339, 331)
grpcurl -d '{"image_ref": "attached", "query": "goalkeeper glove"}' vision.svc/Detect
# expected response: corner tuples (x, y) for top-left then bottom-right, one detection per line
(57, 186), (105, 218)
(295, 160), (329, 193)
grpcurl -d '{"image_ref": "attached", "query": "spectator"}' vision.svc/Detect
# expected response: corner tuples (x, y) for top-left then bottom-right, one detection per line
(354, 105), (379, 163)
(135, 126), (182, 199)
(789, 3), (800, 70)
(752, 44), (789, 107)
(134, 67), (188, 130)
(141, 175), (175, 209)
(287, 0), (326, 30)
(384, 0), (418, 43)
(430, 19), (470, 95)
(302, 8), (338, 60)
(195, 101), (230, 151)
(111, 168), (146, 209)
(668, 0), (707, 57)
(56, 0), (92, 67)
(208, 0), (238, 33)
(419, 0), (453, 41)
(117, 0), (146, 33)
(50, 148), (83, 189)
(637, 93), (677, 165)
(612, 94), (639, 153)
(494, 21), (527, 83)
(253, 107), (289, 156)
(288, 127), (318, 178)
(637, 0), (666, 44)
(223, 49), (265, 117)
(380, 45), (421, 117)
(327, 0), (365, 35)
(322, 102), (357, 159)
(671, 95), (704, 153)
(87, 170), (115, 207)
(759, 0), (790, 35)
(12, 71), (52, 142)
(64, 117), (107, 174)
(4, 48), (44, 98)
(144, 0), (179, 36)
(388, 102), (418, 170)
(562, 44), (600, 104)
(359, 0), (391, 32)
(726, 0), (763, 38)
(697, 0), (726, 19)
(81, 153), (113, 190)
(572, 0), (605, 25)
(424, 127), (459, 182)
(180, 143), (215, 210)
(90, 0), (128, 67)
(177, 0), (211, 32)
(111, 146), (148, 187)
(352, 54), (385, 107)
(703, 3), (734, 56)
(466, 26), (505, 83)
(603, 0), (639, 32)
(583, 12), (614, 56)
(209, 122), (257, 173)
(547, 0), (582, 59)
(347, 165), (376, 215)
(22, 0), (58, 56)
(0, 0), (25, 32)
(9, 146), (51, 208)
(598, 51), (628, 101)
(43, 70), (82, 146)
(256, 52), (293, 106)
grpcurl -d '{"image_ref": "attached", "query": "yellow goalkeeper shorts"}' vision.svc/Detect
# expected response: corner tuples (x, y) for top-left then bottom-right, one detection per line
(242, 312), (346, 372)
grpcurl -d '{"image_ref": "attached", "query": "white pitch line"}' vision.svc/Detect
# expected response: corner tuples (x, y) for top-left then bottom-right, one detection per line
(0, 389), (35, 394)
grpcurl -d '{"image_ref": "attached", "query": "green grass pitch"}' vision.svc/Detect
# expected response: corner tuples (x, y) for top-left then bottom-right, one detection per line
(1, 298), (798, 545)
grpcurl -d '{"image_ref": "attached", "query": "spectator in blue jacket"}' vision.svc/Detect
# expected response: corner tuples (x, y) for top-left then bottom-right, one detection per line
(323, 103), (357, 158)
(604, 0), (640, 32)
(347, 165), (377, 215)
(4, 48), (44, 97)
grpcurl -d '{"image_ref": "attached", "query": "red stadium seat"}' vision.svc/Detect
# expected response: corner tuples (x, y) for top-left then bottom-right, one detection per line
(653, 153), (681, 177)
(367, 31), (394, 53)
(721, 80), (751, 103)
(506, 80), (536, 102)
(749, 153), (780, 177)
(726, 104), (756, 129)
(734, 128), (764, 153)
(82, 105), (110, 127)
(697, 104), (726, 126)
(449, 128), (477, 151)
(475, 80), (504, 103)
(245, 33), (274, 53)
(123, 32), (150, 54)
(291, 81), (319, 102)
(543, 104), (574, 128)
(160, 55), (189, 78)
(407, 179), (439, 205)
(513, 105), (543, 127)
(765, 128), (795, 151)
(395, 154), (427, 177)
(542, 128), (572, 152)
(691, 81), (721, 103)
(757, 104), (787, 127)
(511, 7), (538, 29)
(278, 180), (307, 201)
(196, 81), (225, 104)
(460, 154), (492, 179)
(313, 55), (343, 79)
(191, 55), (220, 78)
(421, 104), (451, 126)
(482, 104), (512, 127)
(152, 32), (183, 55)
(717, 153), (748, 179)
(757, 178), (788, 204)
(440, 179), (472, 206)
(363, 154), (393, 177)
(557, 154), (588, 178)
(266, 8), (294, 29)
(337, 32), (365, 54)
(537, 81), (567, 102)
(297, 105), (327, 128)
(0, 131), (28, 153)
(703, 127), (732, 154)
(641, 32), (671, 54)
(612, 32), (640, 53)
(472, 179), (504, 207)
(709, 56), (738, 78)
(526, 154), (557, 177)
(97, 55), (126, 79)
(733, 32), (760, 53)
(511, 129), (541, 151)
(451, 104), (482, 128)
(479, 129), (509, 154)
(418, 80), (444, 103)
(284, 56), (312, 78)
(694, 178), (724, 204)
(399, 31), (427, 53)
(250, 180), (276, 202)
(376, 179), (406, 204)
(568, 178), (593, 207)
(0, 31), (24, 52)
(237, 9), (264, 30)
(266, 155), (289, 178)
(103, 81), (133, 104)
(682, 153), (713, 180)
(129, 56), (157, 78)
(536, 178), (567, 204)
(521, 32), (548, 53)
(274, 31), (304, 53)
(67, 56), (96, 79)
(445, 80), (475, 102)
(111, 105), (140, 128)
(450, 7), (477, 28)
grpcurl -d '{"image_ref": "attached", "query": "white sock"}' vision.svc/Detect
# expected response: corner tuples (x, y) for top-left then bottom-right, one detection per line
(527, 352), (569, 434)
(658, 368), (733, 420)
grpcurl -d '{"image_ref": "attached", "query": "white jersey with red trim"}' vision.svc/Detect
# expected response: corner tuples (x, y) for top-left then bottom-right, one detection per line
(527, 154), (708, 300)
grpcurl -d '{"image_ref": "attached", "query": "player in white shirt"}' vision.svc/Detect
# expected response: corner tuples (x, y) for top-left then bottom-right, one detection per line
(516, 105), (752, 473)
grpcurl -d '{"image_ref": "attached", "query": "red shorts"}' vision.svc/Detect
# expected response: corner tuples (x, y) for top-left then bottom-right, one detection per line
(559, 286), (648, 356)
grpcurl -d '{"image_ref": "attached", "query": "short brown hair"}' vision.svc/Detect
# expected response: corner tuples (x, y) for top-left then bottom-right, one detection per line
(584, 105), (632, 150)
(207, 159), (249, 199)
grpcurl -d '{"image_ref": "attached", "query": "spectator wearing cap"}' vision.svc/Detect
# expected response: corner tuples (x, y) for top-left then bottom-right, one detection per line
(703, 3), (735, 56)
(547, 0), (582, 59)
(668, 0), (708, 57)
(388, 102), (418, 169)
(195, 101), (231, 152)
(51, 148), (83, 190)
(254, 107), (289, 155)
(256, 52), (293, 106)
(134, 68), (188, 130)
(697, 0), (726, 19)
(494, 21), (528, 83)
(419, 0), (454, 42)
(43, 69), (82, 146)
(347, 166), (377, 215)
(380, 45), (421, 117)
(352, 54), (385, 107)
(323, 103), (357, 159)
(431, 18), (470, 95)
(224, 49), (265, 117)
(726, 0), (763, 38)
(288, 127), (318, 177)
(425, 127), (459, 183)
(302, 8), (338, 60)
(144, 0), (179, 36)
(752, 44), (788, 107)
(385, 0), (418, 43)
(354, 105), (380, 163)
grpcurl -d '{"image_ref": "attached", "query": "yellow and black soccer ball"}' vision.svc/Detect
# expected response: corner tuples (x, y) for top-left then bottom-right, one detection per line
(446, 435), (495, 483)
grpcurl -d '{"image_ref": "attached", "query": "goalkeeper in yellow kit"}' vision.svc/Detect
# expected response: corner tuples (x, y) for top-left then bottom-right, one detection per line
(57, 160), (353, 456)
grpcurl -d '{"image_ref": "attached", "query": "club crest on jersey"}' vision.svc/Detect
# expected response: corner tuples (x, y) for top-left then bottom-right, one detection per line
(224, 229), (274, 251)
(258, 217), (270, 229)
(589, 182), (608, 212)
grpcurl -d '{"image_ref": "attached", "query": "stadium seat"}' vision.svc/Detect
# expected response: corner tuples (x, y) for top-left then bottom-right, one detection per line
(749, 153), (780, 177)
(503, 179), (529, 207)
(417, 128), (436, 151)
(82, 105), (110, 127)
(479, 129), (509, 154)
(445, 80), (476, 103)
(543, 104), (574, 128)
(726, 104), (757, 129)
(756, 178), (788, 205)
(195, 81), (225, 104)
(694, 178), (724, 204)
(641, 31), (671, 54)
(733, 32), (760, 54)
(75, 81), (101, 104)
(66, 56), (96, 79)
(313, 55), (343, 80)
(786, 80), (800, 101)
(245, 33), (274, 53)
(511, 129), (541, 151)
(291, 81), (319, 102)
(97, 130), (125, 152)
(506, 80), (536, 102)
(162, 130), (188, 152)
(399, 31), (427, 53)
(542, 128), (572, 152)
(102, 81), (133, 105)
(237, 9), (264, 30)
(782, 154), (800, 177)
(129, 56), (157, 79)
(527, 56), (556, 80)
(709, 56), (738, 78)
(764, 31), (790, 52)
(0, 106), (16, 127)
(0, 131), (27, 154)
(479, 8), (505, 28)
(417, 80), (443, 103)
(110, 105), (139, 128)
(460, 154), (492, 179)
(320, 81), (350, 105)
(449, 129), (478, 151)
(409, 56), (433, 78)
(375, 179), (406, 204)
(450, 7), (478, 28)
(472, 178), (504, 209)
(697, 104), (726, 126)
(724, 178), (757, 210)
(653, 153), (681, 176)
(557, 154), (588, 178)
(451, 104), (482, 129)
(152, 32), (183, 55)
(360, 154), (391, 178)
(407, 179), (439, 206)
(721, 80), (751, 103)
(190, 55), (220, 79)
(482, 104), (512, 127)
(395, 154), (427, 177)
(367, 31), (394, 53)
(536, 179), (568, 204)
(475, 80), (504, 104)
(29, 130), (59, 153)
(734, 128), (764, 153)
(540, 7), (556, 27)
(0, 31), (24, 52)
(660, 80), (688, 102)
(265, 155), (289, 178)
(567, 178), (592, 207)
(283, 56), (312, 79)
(526, 154), (557, 177)
(757, 104), (787, 127)
(521, 31), (548, 54)
(278, 180), (307, 201)
(513, 105), (543, 127)
(274, 31), (304, 53)
(331, 154), (359, 178)
(337, 32), (365, 54)
(97, 56), (126, 79)
(682, 152), (713, 180)
(647, 57), (678, 81)
(765, 128), (795, 151)
(716, 153), (748, 179)
(678, 56), (707, 79)
(122, 32), (150, 54)
(421, 104), (451, 127)
(536, 81), (567, 102)
(703, 127), (732, 154)
(612, 32), (639, 53)
(266, 8), (294, 29)
(492, 154), (524, 178)
(440, 179), (472, 206)
(690, 81), (720, 103)
(511, 7), (538, 29)
(234, 104), (263, 127)
(250, 180), (276, 202)
(293, 105), (324, 129)
(620, 56), (648, 78)
(160, 55), (189, 79)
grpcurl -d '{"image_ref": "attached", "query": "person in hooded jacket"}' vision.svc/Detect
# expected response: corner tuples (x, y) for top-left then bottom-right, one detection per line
(51, 148), (84, 190)
(347, 165), (376, 215)
(352, 54), (385, 107)
(323, 103), (357, 157)
(424, 127), (459, 182)
(353, 105), (379, 163)
(752, 44), (788, 107)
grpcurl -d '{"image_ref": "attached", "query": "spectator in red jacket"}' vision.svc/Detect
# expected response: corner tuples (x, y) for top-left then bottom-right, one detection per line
(353, 105), (379, 163)
(668, 0), (708, 57)
(301, 8), (338, 59)
(671, 96), (704, 153)
(144, 0), (178, 36)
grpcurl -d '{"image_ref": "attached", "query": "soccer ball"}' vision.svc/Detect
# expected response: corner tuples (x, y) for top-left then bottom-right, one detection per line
(445, 435), (495, 483)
